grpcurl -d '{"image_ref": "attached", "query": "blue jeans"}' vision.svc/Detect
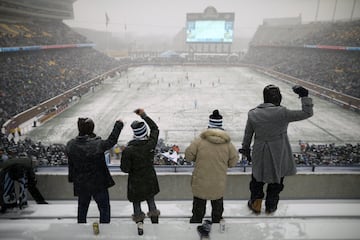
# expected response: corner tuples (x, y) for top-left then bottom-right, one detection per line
(77, 189), (110, 223)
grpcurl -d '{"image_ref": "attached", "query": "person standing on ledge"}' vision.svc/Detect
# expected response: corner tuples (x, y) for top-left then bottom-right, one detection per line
(66, 117), (124, 223)
(241, 85), (313, 214)
(120, 108), (160, 233)
(185, 109), (239, 224)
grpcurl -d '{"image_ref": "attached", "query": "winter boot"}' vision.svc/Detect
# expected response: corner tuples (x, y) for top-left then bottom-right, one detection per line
(265, 180), (283, 214)
(265, 205), (278, 214)
(147, 209), (160, 224)
(132, 212), (145, 223)
(248, 199), (262, 214)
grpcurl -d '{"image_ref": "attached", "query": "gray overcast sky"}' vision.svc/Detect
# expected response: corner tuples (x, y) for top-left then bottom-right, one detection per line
(64, 0), (360, 38)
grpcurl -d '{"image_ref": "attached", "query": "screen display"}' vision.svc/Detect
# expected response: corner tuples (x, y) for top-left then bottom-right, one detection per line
(186, 20), (233, 43)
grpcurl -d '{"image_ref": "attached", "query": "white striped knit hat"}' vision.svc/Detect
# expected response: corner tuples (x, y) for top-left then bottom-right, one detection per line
(208, 109), (223, 129)
(131, 121), (148, 139)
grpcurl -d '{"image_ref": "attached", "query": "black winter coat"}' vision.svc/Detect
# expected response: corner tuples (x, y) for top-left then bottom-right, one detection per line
(66, 121), (123, 196)
(120, 115), (160, 202)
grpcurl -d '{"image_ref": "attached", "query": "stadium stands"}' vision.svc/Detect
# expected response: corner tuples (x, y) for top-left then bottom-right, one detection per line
(244, 20), (360, 98)
(0, 19), (359, 168)
(0, 20), (88, 47)
(0, 21), (119, 127)
(250, 20), (360, 47)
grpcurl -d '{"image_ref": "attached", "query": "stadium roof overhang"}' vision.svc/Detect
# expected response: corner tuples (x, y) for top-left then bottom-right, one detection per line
(0, 0), (76, 22)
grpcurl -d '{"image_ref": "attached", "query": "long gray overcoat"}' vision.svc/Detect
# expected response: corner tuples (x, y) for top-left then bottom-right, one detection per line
(242, 97), (313, 183)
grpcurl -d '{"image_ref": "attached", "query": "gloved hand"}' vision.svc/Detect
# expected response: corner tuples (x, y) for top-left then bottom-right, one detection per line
(134, 108), (147, 118)
(134, 108), (144, 115)
(292, 85), (309, 98)
(239, 148), (251, 162)
(115, 119), (124, 129)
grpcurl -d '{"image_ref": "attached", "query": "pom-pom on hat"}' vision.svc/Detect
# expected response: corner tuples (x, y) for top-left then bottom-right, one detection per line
(208, 109), (223, 129)
(131, 120), (148, 139)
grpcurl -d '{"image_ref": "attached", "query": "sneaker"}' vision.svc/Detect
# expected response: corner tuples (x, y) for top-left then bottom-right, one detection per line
(203, 220), (212, 231)
(197, 221), (211, 238)
(248, 199), (262, 214)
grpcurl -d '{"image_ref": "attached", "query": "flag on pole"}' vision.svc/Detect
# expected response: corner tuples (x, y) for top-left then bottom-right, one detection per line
(105, 12), (110, 27)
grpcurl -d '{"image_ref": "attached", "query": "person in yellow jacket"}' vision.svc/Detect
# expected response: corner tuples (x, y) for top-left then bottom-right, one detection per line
(185, 109), (239, 223)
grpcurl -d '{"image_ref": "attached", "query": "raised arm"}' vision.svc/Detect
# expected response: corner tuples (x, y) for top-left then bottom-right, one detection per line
(100, 120), (124, 151)
(285, 86), (314, 122)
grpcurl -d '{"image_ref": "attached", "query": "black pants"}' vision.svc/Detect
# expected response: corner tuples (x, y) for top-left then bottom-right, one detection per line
(77, 189), (110, 223)
(190, 196), (223, 223)
(26, 170), (46, 204)
(132, 196), (157, 216)
(250, 175), (284, 209)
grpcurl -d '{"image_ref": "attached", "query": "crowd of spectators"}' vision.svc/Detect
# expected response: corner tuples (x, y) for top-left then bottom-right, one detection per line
(0, 22), (120, 127)
(244, 47), (360, 98)
(1, 19), (359, 168)
(250, 20), (360, 47)
(0, 132), (67, 167)
(0, 20), (89, 47)
(306, 20), (360, 47)
(294, 141), (360, 167)
(1, 131), (359, 168)
(244, 20), (360, 98)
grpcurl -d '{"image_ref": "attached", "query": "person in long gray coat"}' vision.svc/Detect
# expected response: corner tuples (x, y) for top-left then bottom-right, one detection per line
(241, 84), (313, 214)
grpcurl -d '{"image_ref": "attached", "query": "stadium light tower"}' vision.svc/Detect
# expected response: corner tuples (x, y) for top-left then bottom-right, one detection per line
(332, 0), (338, 22)
(314, 0), (320, 21)
(350, 0), (357, 20)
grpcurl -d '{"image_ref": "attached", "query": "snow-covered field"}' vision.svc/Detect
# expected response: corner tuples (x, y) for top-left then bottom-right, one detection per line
(7, 65), (360, 239)
(24, 66), (360, 151)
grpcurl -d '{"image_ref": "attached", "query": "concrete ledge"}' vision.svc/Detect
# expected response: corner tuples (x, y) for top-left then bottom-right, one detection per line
(34, 172), (360, 200)
(1, 200), (360, 240)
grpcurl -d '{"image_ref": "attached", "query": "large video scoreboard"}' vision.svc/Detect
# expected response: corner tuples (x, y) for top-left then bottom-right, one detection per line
(186, 6), (235, 44)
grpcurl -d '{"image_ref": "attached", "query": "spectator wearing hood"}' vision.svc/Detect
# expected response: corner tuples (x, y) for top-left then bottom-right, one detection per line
(185, 109), (239, 223)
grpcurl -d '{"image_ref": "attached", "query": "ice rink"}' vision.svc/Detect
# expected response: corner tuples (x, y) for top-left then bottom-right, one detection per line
(24, 66), (360, 150)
